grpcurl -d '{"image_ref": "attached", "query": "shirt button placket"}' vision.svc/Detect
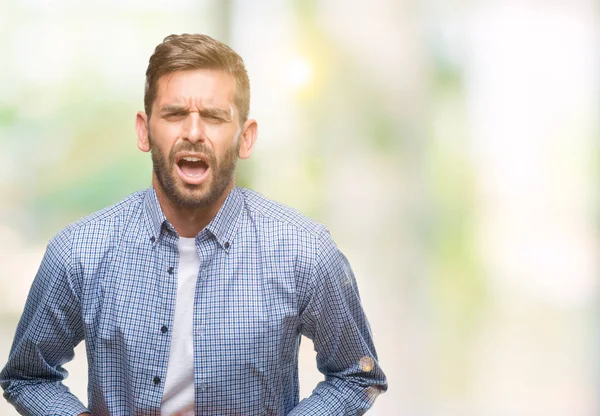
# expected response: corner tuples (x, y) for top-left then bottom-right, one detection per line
(160, 262), (174, 391)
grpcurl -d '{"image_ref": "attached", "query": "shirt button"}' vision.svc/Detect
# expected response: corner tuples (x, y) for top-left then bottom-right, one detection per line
(150, 236), (156, 243)
(161, 325), (168, 334)
(167, 267), (174, 274)
(224, 242), (230, 249)
(153, 376), (161, 385)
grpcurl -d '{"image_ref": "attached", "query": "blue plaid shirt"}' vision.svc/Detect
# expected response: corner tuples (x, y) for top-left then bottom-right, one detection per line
(1, 187), (387, 415)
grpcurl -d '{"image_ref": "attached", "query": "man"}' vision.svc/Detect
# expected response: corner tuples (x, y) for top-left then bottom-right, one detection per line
(1, 34), (387, 415)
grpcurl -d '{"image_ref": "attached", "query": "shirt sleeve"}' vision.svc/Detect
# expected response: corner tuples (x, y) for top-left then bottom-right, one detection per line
(0, 228), (90, 416)
(291, 229), (388, 415)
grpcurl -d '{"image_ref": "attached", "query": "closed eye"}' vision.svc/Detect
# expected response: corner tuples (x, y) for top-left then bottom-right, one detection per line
(200, 110), (230, 123)
(160, 110), (188, 121)
(157, 106), (232, 123)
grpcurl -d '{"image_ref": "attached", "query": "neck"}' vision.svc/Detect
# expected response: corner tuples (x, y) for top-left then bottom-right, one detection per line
(153, 178), (234, 238)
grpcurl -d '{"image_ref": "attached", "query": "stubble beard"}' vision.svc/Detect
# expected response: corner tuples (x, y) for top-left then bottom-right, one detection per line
(149, 133), (240, 210)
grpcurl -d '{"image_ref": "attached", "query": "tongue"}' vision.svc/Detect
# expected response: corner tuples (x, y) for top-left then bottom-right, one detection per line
(179, 160), (208, 177)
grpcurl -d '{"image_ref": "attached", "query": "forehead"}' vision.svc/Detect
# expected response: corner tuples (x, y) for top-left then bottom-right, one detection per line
(154, 69), (237, 109)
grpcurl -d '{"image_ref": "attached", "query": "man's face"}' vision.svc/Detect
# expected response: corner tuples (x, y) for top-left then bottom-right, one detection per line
(140, 69), (248, 209)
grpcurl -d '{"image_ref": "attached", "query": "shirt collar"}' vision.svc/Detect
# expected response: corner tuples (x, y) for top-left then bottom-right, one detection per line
(142, 186), (244, 249)
(204, 186), (244, 251)
(143, 187), (168, 243)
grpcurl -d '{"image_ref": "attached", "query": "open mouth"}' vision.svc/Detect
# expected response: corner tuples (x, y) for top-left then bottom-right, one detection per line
(175, 155), (210, 184)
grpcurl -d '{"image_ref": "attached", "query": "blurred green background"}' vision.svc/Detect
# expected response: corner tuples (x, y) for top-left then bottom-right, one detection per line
(1, 1), (598, 415)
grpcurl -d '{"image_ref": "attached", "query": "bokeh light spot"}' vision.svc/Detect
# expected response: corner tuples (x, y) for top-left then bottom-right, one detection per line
(283, 57), (313, 90)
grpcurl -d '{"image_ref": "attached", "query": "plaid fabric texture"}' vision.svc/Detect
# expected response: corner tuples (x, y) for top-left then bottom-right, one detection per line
(1, 187), (387, 415)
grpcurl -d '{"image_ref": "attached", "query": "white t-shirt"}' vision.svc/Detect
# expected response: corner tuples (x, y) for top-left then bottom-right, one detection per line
(161, 237), (199, 416)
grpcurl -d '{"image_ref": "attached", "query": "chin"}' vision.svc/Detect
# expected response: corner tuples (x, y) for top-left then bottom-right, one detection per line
(176, 190), (213, 208)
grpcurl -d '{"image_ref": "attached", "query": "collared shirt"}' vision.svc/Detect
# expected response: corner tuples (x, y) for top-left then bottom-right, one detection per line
(1, 187), (387, 415)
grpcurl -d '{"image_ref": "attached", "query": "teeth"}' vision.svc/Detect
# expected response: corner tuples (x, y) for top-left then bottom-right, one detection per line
(182, 156), (203, 162)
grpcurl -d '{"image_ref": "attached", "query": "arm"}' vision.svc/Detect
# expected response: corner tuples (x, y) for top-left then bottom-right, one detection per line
(0, 229), (91, 416)
(290, 230), (387, 415)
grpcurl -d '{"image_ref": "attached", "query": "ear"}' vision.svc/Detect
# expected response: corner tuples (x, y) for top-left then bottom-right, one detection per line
(136, 111), (150, 152)
(238, 119), (258, 159)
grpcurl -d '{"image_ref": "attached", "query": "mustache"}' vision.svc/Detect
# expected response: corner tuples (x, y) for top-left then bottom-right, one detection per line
(169, 142), (214, 159)
(146, 133), (222, 167)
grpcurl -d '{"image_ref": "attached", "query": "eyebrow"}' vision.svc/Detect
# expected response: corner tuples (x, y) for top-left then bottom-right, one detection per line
(158, 105), (232, 120)
(158, 104), (188, 115)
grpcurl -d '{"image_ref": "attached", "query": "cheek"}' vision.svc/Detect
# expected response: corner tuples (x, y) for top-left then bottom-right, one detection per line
(151, 120), (181, 138)
(149, 129), (177, 150)
(203, 124), (231, 139)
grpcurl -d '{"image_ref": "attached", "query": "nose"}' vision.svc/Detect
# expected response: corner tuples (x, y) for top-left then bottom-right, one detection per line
(182, 112), (205, 143)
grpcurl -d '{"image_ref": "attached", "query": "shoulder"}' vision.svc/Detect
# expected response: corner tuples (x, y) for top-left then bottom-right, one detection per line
(49, 189), (148, 253)
(238, 187), (328, 239)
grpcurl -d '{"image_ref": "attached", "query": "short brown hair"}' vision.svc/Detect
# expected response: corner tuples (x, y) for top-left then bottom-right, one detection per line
(144, 34), (250, 123)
